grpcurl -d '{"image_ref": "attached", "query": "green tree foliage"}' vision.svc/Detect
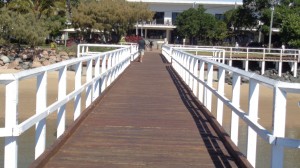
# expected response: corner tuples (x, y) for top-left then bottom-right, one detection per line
(175, 7), (200, 43)
(207, 21), (228, 45)
(224, 7), (257, 32)
(0, 8), (49, 46)
(72, 0), (154, 43)
(281, 13), (300, 47)
(242, 0), (300, 47)
(0, 0), (66, 46)
(7, 0), (65, 19)
(175, 6), (226, 45)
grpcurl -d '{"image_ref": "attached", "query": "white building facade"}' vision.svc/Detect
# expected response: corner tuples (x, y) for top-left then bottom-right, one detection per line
(127, 0), (242, 43)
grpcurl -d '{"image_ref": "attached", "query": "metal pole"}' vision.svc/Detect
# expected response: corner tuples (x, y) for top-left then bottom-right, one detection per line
(136, 21), (138, 36)
(268, 6), (274, 50)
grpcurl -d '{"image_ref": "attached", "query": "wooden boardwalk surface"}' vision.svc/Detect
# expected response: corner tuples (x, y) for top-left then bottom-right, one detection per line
(31, 51), (250, 168)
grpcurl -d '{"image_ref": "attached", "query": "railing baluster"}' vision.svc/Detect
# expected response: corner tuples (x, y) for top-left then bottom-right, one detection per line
(100, 55), (107, 93)
(74, 62), (82, 120)
(217, 67), (225, 125)
(279, 50), (282, 77)
(188, 57), (193, 89)
(4, 80), (18, 168)
(245, 48), (249, 71)
(247, 79), (259, 166)
(262, 49), (265, 75)
(192, 58), (198, 95)
(93, 57), (101, 101)
(198, 60), (205, 102)
(231, 73), (241, 145)
(206, 63), (213, 111)
(271, 86), (287, 168)
(57, 66), (67, 138)
(35, 72), (47, 158)
(86, 60), (93, 108)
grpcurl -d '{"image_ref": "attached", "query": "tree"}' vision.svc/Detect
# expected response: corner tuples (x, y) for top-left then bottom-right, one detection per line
(175, 8), (200, 44)
(207, 21), (228, 45)
(6, 0), (66, 19)
(281, 13), (300, 47)
(224, 7), (257, 33)
(0, 8), (49, 46)
(175, 6), (218, 45)
(241, 0), (300, 47)
(0, 0), (67, 46)
(72, 0), (154, 43)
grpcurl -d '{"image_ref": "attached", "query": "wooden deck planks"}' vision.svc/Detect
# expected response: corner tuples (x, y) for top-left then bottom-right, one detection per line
(35, 51), (244, 168)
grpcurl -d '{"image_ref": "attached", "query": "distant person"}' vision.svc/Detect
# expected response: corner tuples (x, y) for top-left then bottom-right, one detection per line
(235, 42), (239, 53)
(137, 36), (146, 62)
(149, 40), (153, 51)
(282, 44), (285, 53)
(175, 36), (179, 44)
(235, 42), (239, 48)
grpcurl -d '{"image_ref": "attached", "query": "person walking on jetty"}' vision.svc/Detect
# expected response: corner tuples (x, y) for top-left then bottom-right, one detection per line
(137, 36), (146, 62)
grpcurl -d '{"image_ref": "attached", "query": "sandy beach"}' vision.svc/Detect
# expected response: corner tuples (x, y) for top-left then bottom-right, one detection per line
(0, 68), (299, 167)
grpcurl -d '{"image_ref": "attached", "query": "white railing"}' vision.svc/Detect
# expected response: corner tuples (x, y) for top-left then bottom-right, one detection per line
(162, 44), (300, 168)
(167, 44), (300, 77)
(0, 44), (138, 168)
(162, 44), (226, 63)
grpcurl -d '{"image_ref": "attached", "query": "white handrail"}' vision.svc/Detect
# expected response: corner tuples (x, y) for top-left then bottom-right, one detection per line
(162, 44), (300, 168)
(166, 44), (300, 78)
(0, 44), (138, 168)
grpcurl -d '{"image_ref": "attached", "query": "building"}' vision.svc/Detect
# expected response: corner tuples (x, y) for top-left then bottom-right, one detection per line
(127, 0), (242, 43)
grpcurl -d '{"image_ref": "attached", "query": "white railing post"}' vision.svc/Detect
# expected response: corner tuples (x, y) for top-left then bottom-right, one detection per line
(93, 57), (101, 101)
(279, 50), (283, 77)
(217, 67), (225, 125)
(192, 58), (198, 95)
(77, 45), (81, 58)
(188, 57), (193, 89)
(184, 55), (188, 84)
(293, 60), (297, 77)
(231, 73), (241, 145)
(245, 48), (249, 71)
(222, 50), (225, 64)
(86, 60), (93, 108)
(35, 72), (47, 159)
(247, 79), (259, 166)
(262, 49), (265, 75)
(4, 80), (18, 168)
(57, 66), (67, 138)
(271, 86), (287, 168)
(229, 47), (233, 67)
(206, 63), (213, 111)
(74, 62), (82, 120)
(198, 61), (205, 103)
(100, 55), (107, 93)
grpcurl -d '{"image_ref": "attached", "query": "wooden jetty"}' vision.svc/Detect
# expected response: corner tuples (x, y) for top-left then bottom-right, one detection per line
(30, 50), (252, 168)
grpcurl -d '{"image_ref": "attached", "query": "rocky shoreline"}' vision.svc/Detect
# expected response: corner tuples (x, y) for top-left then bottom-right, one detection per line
(0, 46), (76, 70)
(1, 46), (300, 83)
(225, 69), (300, 85)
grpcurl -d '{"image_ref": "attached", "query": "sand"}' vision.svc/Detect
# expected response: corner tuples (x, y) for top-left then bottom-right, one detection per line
(0, 70), (80, 125)
(1, 68), (299, 133)
(0, 68), (299, 167)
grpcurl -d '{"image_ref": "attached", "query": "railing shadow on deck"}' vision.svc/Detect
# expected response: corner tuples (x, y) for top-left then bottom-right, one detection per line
(163, 54), (252, 168)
